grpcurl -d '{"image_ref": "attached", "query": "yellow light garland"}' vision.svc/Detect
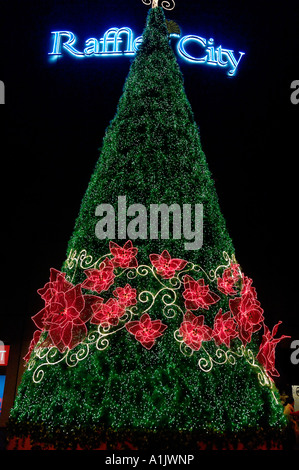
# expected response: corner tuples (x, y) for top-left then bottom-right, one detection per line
(27, 248), (277, 402)
(141, 0), (176, 11)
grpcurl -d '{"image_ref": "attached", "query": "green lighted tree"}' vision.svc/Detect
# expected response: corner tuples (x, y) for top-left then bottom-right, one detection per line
(8, 7), (289, 450)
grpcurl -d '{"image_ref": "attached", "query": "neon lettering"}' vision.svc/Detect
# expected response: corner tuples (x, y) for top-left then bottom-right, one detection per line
(49, 27), (245, 76)
(206, 38), (218, 66)
(177, 35), (207, 63)
(84, 38), (100, 55)
(177, 35), (245, 76)
(101, 27), (135, 55)
(49, 31), (84, 57)
(218, 48), (245, 76)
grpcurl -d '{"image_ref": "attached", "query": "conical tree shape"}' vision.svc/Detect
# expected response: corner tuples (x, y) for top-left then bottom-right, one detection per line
(8, 8), (288, 450)
(62, 6), (233, 276)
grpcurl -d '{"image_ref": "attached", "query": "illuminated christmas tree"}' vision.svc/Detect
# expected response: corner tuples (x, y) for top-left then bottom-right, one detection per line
(8, 4), (289, 450)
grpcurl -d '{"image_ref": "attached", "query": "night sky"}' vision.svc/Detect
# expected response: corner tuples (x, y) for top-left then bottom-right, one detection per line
(1, 0), (298, 386)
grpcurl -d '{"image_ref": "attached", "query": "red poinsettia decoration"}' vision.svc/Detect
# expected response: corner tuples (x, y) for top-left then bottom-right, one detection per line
(37, 268), (73, 303)
(257, 321), (290, 378)
(109, 240), (138, 268)
(217, 263), (241, 296)
(81, 258), (115, 293)
(149, 250), (187, 279)
(33, 282), (98, 352)
(241, 274), (257, 298)
(229, 278), (264, 346)
(125, 313), (167, 350)
(212, 308), (238, 348)
(183, 275), (220, 311)
(90, 298), (126, 328)
(113, 284), (137, 308)
(179, 310), (212, 351)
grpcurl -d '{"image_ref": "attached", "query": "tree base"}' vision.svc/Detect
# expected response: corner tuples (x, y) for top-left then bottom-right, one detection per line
(6, 424), (289, 451)
(6, 435), (285, 450)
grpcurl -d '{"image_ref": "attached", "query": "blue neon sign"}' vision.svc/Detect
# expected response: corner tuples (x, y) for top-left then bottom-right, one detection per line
(49, 28), (142, 58)
(177, 35), (245, 76)
(49, 27), (245, 76)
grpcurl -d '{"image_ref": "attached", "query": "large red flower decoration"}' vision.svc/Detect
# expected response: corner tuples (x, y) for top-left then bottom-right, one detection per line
(81, 258), (115, 293)
(90, 298), (126, 328)
(149, 250), (187, 279)
(257, 321), (290, 378)
(179, 310), (212, 351)
(33, 283), (98, 352)
(125, 313), (167, 350)
(109, 240), (138, 268)
(241, 275), (257, 298)
(229, 284), (264, 346)
(217, 263), (240, 296)
(212, 308), (238, 348)
(113, 284), (137, 308)
(37, 268), (73, 303)
(183, 275), (220, 311)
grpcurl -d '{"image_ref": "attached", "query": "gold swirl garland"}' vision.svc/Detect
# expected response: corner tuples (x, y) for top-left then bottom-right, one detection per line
(65, 248), (233, 284)
(28, 250), (232, 380)
(173, 331), (278, 402)
(28, 310), (134, 384)
(27, 250), (276, 400)
(64, 249), (110, 283)
(142, 0), (176, 11)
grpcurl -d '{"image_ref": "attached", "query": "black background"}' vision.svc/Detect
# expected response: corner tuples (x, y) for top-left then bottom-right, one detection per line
(0, 0), (298, 389)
